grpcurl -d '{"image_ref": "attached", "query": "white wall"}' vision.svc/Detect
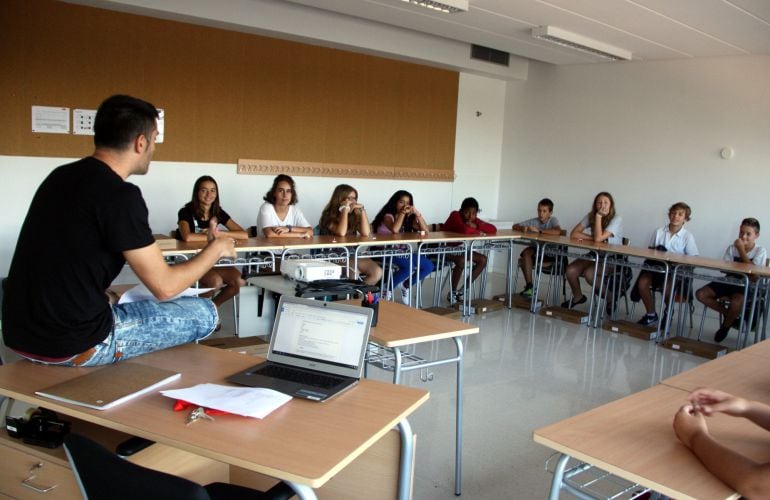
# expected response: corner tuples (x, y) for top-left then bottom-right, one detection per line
(0, 73), (506, 277)
(500, 54), (770, 259)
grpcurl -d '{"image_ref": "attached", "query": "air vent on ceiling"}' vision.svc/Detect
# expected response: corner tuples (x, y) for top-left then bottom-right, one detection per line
(470, 44), (509, 67)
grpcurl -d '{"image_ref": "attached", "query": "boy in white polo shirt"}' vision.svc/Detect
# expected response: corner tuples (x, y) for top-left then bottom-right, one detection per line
(633, 202), (699, 326)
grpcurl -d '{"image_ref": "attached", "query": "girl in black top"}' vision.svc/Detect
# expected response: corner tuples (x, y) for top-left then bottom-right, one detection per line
(177, 176), (247, 308)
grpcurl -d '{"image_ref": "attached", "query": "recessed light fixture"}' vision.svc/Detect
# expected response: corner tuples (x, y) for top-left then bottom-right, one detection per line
(400, 0), (469, 14)
(532, 26), (631, 61)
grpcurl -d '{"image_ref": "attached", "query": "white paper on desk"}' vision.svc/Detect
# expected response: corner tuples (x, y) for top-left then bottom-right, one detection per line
(160, 383), (292, 419)
(117, 284), (214, 304)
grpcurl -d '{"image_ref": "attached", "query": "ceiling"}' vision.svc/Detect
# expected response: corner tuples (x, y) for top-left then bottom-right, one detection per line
(283, 0), (770, 64)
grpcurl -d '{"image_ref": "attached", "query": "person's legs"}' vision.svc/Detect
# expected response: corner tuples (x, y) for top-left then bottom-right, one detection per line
(389, 256), (412, 287)
(413, 254), (434, 285)
(211, 266), (243, 308)
(520, 247), (535, 289)
(357, 258), (383, 285)
(637, 272), (655, 314)
(447, 254), (465, 291)
(68, 297), (218, 366)
(469, 252), (487, 284)
(197, 268), (222, 300)
(565, 259), (591, 301)
(696, 284), (722, 314)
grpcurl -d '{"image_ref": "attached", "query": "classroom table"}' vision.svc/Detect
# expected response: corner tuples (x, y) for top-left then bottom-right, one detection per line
(416, 232), (478, 314)
(659, 348), (770, 403)
(349, 299), (479, 496)
(355, 233), (425, 307)
(529, 233), (605, 323)
(466, 230), (523, 309)
(0, 344), (429, 500)
(534, 383), (770, 500)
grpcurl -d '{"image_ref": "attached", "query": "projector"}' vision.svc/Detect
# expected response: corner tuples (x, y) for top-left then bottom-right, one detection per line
(281, 260), (342, 282)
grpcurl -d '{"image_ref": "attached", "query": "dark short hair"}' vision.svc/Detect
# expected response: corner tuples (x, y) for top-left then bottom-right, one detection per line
(93, 95), (158, 150)
(460, 197), (479, 211)
(742, 217), (761, 232)
(538, 198), (554, 212)
(669, 202), (692, 221)
(264, 174), (298, 205)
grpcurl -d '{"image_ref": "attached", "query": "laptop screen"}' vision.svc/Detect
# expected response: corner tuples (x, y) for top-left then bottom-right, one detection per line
(271, 299), (371, 370)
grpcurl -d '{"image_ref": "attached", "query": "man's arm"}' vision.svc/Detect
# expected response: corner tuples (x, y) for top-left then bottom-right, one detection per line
(124, 236), (235, 300)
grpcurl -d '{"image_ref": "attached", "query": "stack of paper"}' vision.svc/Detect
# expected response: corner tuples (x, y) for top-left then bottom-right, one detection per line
(161, 384), (292, 419)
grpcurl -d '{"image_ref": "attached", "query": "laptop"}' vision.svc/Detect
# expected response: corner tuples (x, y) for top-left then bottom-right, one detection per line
(227, 296), (373, 402)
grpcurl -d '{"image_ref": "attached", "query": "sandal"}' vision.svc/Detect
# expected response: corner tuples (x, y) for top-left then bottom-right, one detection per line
(561, 295), (587, 309)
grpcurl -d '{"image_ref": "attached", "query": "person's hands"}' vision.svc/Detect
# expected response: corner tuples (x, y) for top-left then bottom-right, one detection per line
(734, 238), (746, 253)
(207, 217), (219, 242)
(271, 226), (288, 235)
(527, 225), (539, 233)
(673, 403), (709, 449)
(688, 387), (749, 417)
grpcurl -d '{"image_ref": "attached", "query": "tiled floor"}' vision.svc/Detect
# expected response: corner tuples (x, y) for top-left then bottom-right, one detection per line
(363, 303), (713, 499)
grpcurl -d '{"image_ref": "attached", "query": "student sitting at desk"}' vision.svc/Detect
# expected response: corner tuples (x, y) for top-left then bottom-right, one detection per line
(372, 190), (433, 304)
(177, 175), (248, 310)
(442, 197), (497, 304)
(633, 202), (699, 326)
(257, 174), (313, 239)
(511, 197), (562, 298)
(562, 191), (623, 309)
(695, 217), (766, 343)
(674, 387), (770, 498)
(319, 184), (382, 286)
(2, 95), (235, 366)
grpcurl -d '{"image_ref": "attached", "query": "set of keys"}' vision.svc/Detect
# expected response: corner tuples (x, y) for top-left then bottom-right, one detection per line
(186, 406), (215, 425)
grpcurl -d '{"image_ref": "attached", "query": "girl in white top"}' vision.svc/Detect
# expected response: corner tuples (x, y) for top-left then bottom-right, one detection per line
(563, 191), (623, 309)
(256, 174), (313, 238)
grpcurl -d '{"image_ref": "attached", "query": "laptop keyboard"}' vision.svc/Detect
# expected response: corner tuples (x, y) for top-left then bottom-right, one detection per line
(255, 364), (345, 389)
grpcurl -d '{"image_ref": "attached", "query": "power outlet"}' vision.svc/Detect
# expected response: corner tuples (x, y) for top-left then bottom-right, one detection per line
(73, 109), (96, 135)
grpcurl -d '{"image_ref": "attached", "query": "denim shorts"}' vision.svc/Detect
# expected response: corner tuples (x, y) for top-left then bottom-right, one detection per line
(54, 297), (218, 367)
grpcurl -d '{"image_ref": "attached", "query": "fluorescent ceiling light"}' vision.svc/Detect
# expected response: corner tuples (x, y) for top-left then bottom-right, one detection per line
(400, 0), (469, 14)
(532, 26), (631, 61)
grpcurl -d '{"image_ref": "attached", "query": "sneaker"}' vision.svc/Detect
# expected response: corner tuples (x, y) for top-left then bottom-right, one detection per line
(637, 313), (658, 327)
(447, 290), (463, 304)
(520, 284), (533, 298)
(714, 326), (730, 343)
(399, 284), (410, 305)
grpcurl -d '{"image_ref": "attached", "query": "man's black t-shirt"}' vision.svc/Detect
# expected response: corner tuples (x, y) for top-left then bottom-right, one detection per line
(2, 157), (155, 357)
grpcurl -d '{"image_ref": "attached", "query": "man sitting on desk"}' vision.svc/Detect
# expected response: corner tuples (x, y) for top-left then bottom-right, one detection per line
(2, 95), (236, 366)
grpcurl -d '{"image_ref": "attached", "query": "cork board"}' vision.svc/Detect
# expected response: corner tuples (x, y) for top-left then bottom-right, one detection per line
(0, 0), (458, 177)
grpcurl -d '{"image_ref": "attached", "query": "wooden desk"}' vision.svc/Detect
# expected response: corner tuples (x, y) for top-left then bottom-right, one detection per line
(660, 349), (770, 403)
(740, 338), (770, 359)
(0, 344), (429, 500)
(350, 299), (478, 496)
(534, 383), (770, 500)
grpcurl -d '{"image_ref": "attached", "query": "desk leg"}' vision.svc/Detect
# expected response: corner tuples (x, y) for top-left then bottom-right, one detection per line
(285, 481), (317, 500)
(397, 418), (415, 500)
(391, 339), (465, 496)
(454, 336), (464, 496)
(549, 453), (570, 500)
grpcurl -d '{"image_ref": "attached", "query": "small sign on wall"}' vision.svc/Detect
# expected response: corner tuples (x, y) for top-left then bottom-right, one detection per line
(73, 109), (96, 135)
(32, 106), (70, 134)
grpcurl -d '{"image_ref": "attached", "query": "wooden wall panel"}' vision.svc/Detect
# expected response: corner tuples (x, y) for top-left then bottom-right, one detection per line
(0, 0), (458, 177)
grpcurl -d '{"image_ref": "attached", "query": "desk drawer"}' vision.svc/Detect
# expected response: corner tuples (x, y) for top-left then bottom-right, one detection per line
(0, 442), (79, 498)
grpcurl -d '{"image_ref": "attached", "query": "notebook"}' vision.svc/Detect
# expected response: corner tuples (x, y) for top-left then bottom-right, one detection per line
(227, 296), (373, 402)
(35, 362), (180, 410)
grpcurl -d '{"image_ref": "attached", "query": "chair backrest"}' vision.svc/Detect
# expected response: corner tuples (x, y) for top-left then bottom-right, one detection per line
(428, 222), (443, 232)
(248, 225), (259, 237)
(64, 433), (211, 500)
